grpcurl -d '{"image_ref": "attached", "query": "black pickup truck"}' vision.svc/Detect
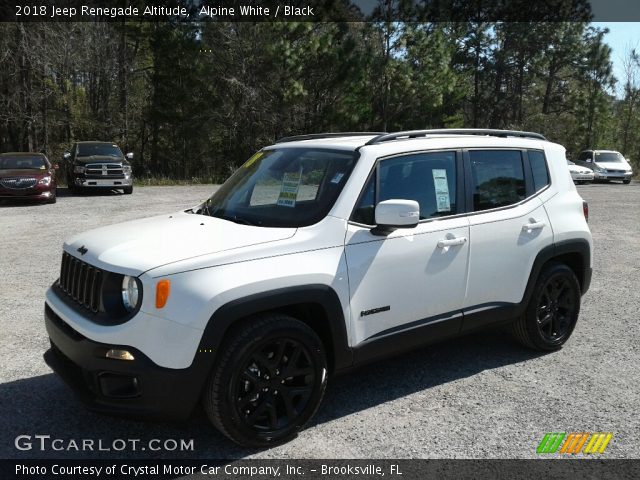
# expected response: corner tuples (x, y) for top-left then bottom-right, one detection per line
(64, 141), (134, 194)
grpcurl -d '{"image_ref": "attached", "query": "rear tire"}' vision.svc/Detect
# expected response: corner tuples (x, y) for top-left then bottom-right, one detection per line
(203, 314), (327, 447)
(512, 263), (581, 351)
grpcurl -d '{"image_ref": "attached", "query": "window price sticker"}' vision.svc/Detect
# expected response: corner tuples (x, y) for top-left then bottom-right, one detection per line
(432, 169), (451, 212)
(277, 169), (302, 207)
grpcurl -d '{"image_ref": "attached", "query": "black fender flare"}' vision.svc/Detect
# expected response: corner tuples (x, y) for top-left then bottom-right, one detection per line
(196, 284), (353, 373)
(521, 238), (592, 309)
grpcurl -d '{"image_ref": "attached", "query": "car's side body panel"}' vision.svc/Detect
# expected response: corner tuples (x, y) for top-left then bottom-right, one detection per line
(345, 217), (470, 346)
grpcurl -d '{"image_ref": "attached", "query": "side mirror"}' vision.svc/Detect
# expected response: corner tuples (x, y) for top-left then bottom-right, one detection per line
(372, 199), (420, 235)
(125, 152), (134, 160)
(53, 164), (60, 170)
(63, 152), (71, 160)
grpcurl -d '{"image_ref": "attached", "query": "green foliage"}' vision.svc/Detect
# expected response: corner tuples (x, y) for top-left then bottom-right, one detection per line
(0, 21), (638, 178)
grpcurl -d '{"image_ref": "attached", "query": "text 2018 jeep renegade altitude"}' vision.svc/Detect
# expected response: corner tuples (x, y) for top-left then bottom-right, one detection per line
(44, 129), (592, 446)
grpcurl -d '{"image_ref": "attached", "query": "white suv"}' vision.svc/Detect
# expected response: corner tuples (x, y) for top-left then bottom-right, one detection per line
(44, 129), (593, 446)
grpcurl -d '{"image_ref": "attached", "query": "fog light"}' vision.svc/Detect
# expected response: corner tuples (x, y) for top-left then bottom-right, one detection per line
(105, 349), (135, 361)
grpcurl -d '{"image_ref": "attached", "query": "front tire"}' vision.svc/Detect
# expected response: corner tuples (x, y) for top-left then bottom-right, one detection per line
(203, 314), (327, 447)
(512, 263), (581, 351)
(623, 179), (631, 184)
(123, 186), (133, 194)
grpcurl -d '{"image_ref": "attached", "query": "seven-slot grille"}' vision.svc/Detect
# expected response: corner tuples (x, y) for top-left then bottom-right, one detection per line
(59, 252), (103, 313)
(0, 177), (37, 189)
(84, 163), (124, 177)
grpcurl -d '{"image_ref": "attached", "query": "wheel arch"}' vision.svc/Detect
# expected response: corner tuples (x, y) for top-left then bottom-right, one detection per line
(523, 239), (592, 309)
(197, 284), (352, 374)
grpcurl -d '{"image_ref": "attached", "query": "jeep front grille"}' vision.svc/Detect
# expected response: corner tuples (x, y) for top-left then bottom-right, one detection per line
(84, 163), (124, 177)
(58, 252), (103, 313)
(0, 177), (37, 189)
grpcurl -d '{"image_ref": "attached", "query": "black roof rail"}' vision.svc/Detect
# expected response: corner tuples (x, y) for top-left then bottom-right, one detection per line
(365, 129), (546, 145)
(276, 132), (386, 144)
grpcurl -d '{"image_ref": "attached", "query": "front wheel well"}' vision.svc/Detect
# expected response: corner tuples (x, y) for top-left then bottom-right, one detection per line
(219, 303), (338, 374)
(278, 303), (336, 372)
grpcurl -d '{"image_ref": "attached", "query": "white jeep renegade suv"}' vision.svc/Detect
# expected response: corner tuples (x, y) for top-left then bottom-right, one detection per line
(44, 129), (592, 446)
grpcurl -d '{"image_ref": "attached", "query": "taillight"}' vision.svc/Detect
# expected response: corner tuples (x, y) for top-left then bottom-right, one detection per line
(583, 201), (589, 222)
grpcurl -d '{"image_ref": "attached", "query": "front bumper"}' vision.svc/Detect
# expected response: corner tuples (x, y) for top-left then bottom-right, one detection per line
(75, 177), (132, 188)
(44, 303), (211, 420)
(571, 174), (594, 182)
(594, 171), (632, 181)
(0, 186), (55, 200)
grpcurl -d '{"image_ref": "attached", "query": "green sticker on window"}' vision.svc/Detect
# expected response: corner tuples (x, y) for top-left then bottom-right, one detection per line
(277, 169), (302, 208)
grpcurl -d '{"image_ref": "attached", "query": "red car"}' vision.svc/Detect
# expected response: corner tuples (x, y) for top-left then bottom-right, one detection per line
(0, 152), (58, 203)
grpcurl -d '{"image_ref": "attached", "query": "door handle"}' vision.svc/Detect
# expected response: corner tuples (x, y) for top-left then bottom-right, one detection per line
(437, 237), (467, 248)
(522, 221), (546, 232)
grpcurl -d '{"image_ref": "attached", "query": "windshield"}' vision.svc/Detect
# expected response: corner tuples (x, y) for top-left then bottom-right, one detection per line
(198, 147), (358, 227)
(0, 155), (47, 170)
(595, 152), (624, 163)
(77, 144), (123, 157)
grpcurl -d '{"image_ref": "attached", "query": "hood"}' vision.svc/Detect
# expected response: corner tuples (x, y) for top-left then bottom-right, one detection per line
(0, 169), (50, 178)
(75, 155), (126, 165)
(595, 160), (631, 170)
(568, 165), (591, 174)
(63, 212), (296, 275)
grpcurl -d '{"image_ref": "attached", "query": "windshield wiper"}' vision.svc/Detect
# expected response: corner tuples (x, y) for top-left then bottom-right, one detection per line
(221, 214), (260, 226)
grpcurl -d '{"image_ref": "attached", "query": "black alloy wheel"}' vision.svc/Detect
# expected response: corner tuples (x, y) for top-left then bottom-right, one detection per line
(233, 338), (316, 433)
(535, 274), (578, 343)
(512, 263), (581, 351)
(203, 314), (327, 447)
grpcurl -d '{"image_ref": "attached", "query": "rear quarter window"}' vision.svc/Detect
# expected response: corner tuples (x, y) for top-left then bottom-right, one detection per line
(528, 150), (550, 192)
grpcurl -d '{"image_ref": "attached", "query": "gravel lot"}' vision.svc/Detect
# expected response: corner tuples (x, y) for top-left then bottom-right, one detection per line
(1, 183), (639, 460)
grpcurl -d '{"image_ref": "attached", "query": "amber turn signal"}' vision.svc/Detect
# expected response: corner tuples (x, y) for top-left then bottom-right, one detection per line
(155, 279), (171, 308)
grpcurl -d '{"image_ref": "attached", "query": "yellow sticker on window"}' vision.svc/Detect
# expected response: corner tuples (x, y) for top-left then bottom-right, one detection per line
(243, 151), (264, 169)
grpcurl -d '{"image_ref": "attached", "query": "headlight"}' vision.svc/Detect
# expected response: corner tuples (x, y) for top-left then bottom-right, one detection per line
(74, 165), (85, 173)
(38, 176), (51, 185)
(593, 166), (606, 173)
(123, 165), (132, 174)
(121, 275), (140, 312)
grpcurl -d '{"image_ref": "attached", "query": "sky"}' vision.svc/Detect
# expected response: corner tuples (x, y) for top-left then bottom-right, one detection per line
(593, 22), (640, 96)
